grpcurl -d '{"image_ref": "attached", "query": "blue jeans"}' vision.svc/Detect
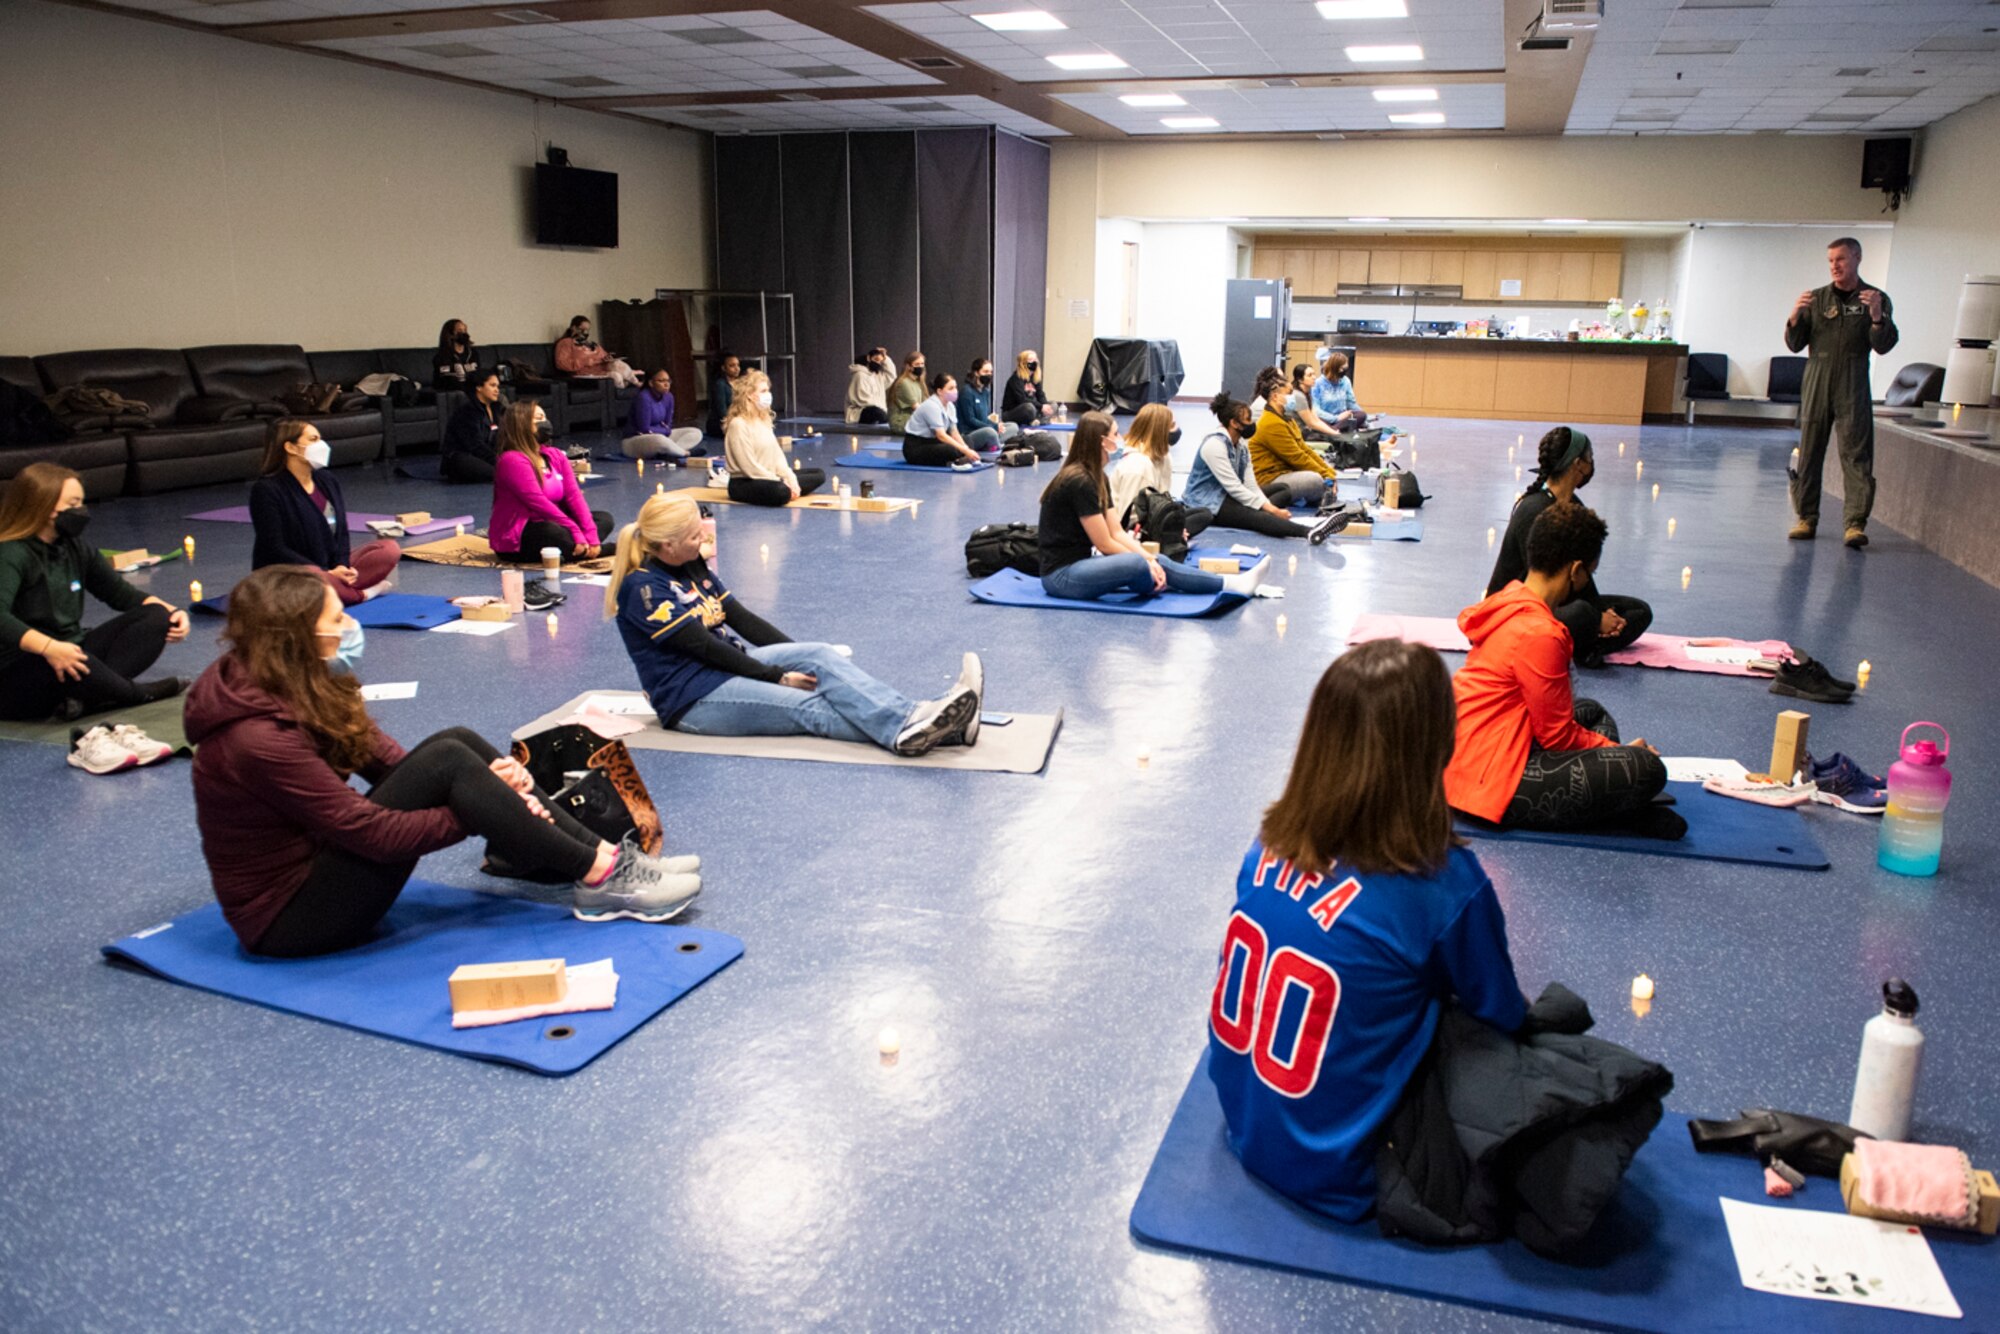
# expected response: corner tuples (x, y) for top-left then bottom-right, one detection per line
(966, 425), (1001, 452)
(1040, 554), (1222, 601)
(673, 643), (915, 751)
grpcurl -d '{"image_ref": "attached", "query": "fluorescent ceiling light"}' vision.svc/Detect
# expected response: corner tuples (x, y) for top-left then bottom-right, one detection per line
(1317, 0), (1408, 17)
(1120, 93), (1186, 107)
(1388, 111), (1445, 124)
(973, 10), (1066, 31)
(1542, 217), (1589, 224)
(1372, 87), (1438, 102)
(1348, 44), (1423, 62)
(1348, 216), (1391, 222)
(1047, 52), (1127, 70)
(1161, 116), (1221, 129)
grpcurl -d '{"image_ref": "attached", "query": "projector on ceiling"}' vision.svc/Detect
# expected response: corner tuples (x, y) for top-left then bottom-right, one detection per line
(1541, 0), (1603, 32)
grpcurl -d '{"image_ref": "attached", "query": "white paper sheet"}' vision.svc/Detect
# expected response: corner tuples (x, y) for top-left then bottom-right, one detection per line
(576, 693), (656, 717)
(1664, 756), (1751, 784)
(1682, 644), (1763, 666)
(1228, 544), (1266, 557)
(359, 681), (419, 701)
(1253, 585), (1286, 599)
(563, 573), (613, 587)
(1719, 1198), (1961, 1320)
(430, 619), (517, 636)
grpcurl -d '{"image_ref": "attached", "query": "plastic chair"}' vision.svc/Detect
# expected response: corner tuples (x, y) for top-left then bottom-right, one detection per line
(1765, 356), (1806, 404)
(1684, 353), (1730, 423)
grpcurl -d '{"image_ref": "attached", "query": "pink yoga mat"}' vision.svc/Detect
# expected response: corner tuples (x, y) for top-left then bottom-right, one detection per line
(1347, 613), (1791, 678)
(188, 507), (475, 536)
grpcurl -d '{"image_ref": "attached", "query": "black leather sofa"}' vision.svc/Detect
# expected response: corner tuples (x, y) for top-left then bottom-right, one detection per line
(490, 342), (572, 432)
(185, 345), (382, 469)
(35, 348), (269, 495)
(309, 348), (447, 460)
(0, 356), (131, 499)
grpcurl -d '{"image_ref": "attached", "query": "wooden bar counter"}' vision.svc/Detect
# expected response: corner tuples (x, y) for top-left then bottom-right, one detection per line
(1327, 336), (1687, 427)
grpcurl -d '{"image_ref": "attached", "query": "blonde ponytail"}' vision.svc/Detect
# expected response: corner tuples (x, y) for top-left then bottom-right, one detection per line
(602, 492), (705, 617)
(603, 521), (643, 617)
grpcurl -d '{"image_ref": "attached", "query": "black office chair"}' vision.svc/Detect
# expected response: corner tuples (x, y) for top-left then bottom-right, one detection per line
(1883, 362), (1944, 408)
(1684, 353), (1730, 423)
(1766, 356), (1806, 405)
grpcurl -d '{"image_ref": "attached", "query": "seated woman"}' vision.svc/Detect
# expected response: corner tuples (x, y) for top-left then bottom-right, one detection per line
(1446, 503), (1677, 836)
(440, 369), (505, 483)
(1285, 363), (1344, 443)
(903, 373), (991, 467)
(845, 347), (894, 425)
(431, 318), (481, 390)
(624, 368), (706, 461)
(1186, 394), (1326, 541)
(724, 370), (826, 505)
(1486, 426), (1652, 667)
(704, 353), (741, 438)
(0, 462), (190, 722)
(1248, 367), (1341, 509)
(1002, 349), (1054, 427)
(553, 314), (641, 389)
(187, 566), (699, 955)
(887, 352), (927, 436)
(1209, 637), (1527, 1222)
(1038, 412), (1260, 604)
(608, 492), (981, 757)
(489, 401), (612, 563)
(1109, 403), (1211, 538)
(250, 419), (401, 604)
(1312, 351), (1367, 433)
(956, 357), (1017, 449)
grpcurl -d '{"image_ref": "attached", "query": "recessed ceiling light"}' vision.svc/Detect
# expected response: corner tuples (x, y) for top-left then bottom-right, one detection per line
(1372, 87), (1438, 102)
(973, 10), (1066, 31)
(1348, 44), (1424, 62)
(1047, 52), (1128, 71)
(1120, 93), (1186, 107)
(1161, 116), (1221, 129)
(1318, 0), (1407, 17)
(1542, 217), (1589, 224)
(1387, 111), (1445, 124)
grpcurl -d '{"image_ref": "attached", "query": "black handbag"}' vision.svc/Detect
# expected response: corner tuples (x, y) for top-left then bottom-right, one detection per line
(509, 723), (662, 855)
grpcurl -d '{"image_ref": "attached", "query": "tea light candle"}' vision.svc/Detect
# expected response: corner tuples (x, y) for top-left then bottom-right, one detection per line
(182, 535), (195, 562)
(1681, 565), (1692, 590)
(1487, 526), (1496, 548)
(1636, 460), (1644, 480)
(1275, 614), (1288, 635)
(455, 523), (465, 539)
(1631, 974), (1655, 1001)
(1651, 482), (1660, 501)
(1618, 440), (1626, 456)
(877, 1027), (901, 1057)
(1135, 749), (1150, 768)
(655, 482), (664, 495)
(1287, 554), (1297, 576)
(636, 458), (644, 479)
(1857, 660), (1872, 690)
(189, 580), (202, 602)
(1667, 517), (1677, 538)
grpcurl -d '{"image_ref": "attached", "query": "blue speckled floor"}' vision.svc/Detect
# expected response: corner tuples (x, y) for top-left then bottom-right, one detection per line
(4, 411), (1994, 1332)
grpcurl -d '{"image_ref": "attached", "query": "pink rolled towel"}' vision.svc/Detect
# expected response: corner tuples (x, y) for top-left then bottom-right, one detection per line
(1853, 1139), (1977, 1227)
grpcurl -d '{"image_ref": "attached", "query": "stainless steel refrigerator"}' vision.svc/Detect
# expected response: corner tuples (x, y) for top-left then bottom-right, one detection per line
(1222, 278), (1290, 401)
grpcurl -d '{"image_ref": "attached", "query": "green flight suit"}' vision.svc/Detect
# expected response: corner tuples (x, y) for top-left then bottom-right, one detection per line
(1784, 280), (1898, 531)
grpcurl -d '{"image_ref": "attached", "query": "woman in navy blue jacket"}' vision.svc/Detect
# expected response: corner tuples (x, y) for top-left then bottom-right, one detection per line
(248, 419), (400, 605)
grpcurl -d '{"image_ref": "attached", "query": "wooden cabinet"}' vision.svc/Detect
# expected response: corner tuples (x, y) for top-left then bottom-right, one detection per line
(1524, 252), (1562, 302)
(1256, 240), (1624, 303)
(1339, 249), (1371, 284)
(1590, 251), (1623, 302)
(1491, 251), (1528, 300)
(1461, 250), (1498, 301)
(1310, 250), (1345, 297)
(1556, 251), (1595, 302)
(1250, 247), (1293, 281)
(1368, 249), (1401, 285)
(1397, 250), (1433, 285)
(1429, 249), (1465, 287)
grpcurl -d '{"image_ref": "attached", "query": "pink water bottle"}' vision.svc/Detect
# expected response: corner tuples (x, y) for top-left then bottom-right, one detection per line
(1878, 722), (1952, 876)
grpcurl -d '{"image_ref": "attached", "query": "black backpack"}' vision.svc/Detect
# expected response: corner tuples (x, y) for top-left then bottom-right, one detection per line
(1376, 463), (1427, 509)
(1328, 428), (1382, 471)
(1124, 487), (1191, 562)
(997, 447), (1036, 468)
(1019, 430), (1063, 461)
(965, 523), (1041, 577)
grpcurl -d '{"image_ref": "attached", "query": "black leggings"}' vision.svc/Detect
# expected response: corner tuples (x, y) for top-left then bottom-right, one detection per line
(498, 511), (614, 562)
(1556, 594), (1653, 664)
(1503, 700), (1668, 831)
(856, 406), (888, 425)
(902, 434), (966, 467)
(441, 452), (496, 484)
(252, 729), (603, 958)
(1211, 495), (1311, 539)
(0, 603), (171, 721)
(727, 470), (825, 506)
(1002, 401), (1041, 427)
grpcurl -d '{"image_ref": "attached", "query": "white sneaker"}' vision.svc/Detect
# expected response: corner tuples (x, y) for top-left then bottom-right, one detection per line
(68, 726), (139, 775)
(894, 686), (979, 757)
(573, 837), (703, 922)
(107, 724), (173, 766)
(951, 652), (984, 747)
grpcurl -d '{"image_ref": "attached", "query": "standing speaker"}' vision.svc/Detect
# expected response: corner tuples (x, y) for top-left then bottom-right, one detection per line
(1861, 137), (1912, 192)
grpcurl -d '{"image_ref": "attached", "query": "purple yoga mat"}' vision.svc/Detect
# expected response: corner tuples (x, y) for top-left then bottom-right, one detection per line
(187, 507), (475, 536)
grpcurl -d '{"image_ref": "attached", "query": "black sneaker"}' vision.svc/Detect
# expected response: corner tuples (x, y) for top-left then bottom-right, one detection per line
(1770, 657), (1853, 704)
(522, 582), (566, 611)
(1308, 508), (1354, 546)
(1790, 653), (1855, 691)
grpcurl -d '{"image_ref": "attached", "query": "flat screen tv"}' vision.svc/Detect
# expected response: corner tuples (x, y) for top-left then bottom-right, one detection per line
(535, 163), (618, 248)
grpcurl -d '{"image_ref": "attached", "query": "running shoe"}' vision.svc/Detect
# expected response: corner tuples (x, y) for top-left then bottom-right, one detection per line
(106, 724), (174, 766)
(572, 835), (703, 923)
(1807, 752), (1889, 814)
(1770, 656), (1853, 704)
(67, 725), (139, 775)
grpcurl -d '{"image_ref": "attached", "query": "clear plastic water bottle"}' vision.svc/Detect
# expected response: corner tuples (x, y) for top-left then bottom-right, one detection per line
(1848, 979), (1923, 1142)
(1878, 722), (1952, 876)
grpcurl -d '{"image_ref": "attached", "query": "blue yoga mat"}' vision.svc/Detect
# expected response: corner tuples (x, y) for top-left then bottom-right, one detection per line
(777, 415), (896, 436)
(968, 548), (1262, 618)
(835, 454), (995, 473)
(192, 592), (462, 631)
(1366, 518), (1424, 542)
(1132, 1055), (1994, 1333)
(102, 880), (742, 1075)
(1457, 784), (1829, 870)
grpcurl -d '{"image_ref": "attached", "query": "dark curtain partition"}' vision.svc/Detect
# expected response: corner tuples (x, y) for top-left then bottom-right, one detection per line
(848, 132), (920, 366)
(917, 129), (992, 388)
(781, 134), (852, 413)
(712, 136), (784, 394)
(991, 132), (1049, 369)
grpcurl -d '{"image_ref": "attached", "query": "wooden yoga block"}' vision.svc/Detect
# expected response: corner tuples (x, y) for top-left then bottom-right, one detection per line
(449, 959), (567, 1013)
(1840, 1153), (1999, 1235)
(461, 603), (512, 623)
(1764, 709), (1810, 783)
(108, 548), (151, 570)
(395, 511), (433, 527)
(1198, 557), (1241, 574)
(1344, 522), (1374, 538)
(853, 497), (893, 512)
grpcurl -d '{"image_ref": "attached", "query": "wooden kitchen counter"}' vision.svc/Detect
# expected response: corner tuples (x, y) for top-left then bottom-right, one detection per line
(1306, 337), (1688, 426)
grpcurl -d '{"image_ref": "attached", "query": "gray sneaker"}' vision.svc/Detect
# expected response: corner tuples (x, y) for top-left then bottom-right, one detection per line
(572, 836), (703, 923)
(894, 686), (979, 757)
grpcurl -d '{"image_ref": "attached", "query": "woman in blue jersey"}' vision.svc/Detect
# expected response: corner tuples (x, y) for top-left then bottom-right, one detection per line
(1207, 637), (1527, 1221)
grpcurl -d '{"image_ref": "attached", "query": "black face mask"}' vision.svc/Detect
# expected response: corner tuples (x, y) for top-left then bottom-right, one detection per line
(976, 374), (990, 386)
(1025, 361), (1039, 373)
(54, 506), (90, 540)
(453, 335), (469, 348)
(534, 422), (553, 444)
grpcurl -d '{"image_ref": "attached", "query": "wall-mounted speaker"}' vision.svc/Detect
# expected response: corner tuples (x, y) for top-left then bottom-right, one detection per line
(1861, 137), (1911, 193)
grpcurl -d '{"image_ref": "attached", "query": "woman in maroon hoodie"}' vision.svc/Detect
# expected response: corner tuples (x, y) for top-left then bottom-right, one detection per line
(185, 566), (702, 956)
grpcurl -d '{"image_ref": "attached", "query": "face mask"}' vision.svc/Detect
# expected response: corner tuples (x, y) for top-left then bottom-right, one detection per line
(54, 506), (90, 540)
(976, 374), (990, 386)
(302, 440), (332, 470)
(941, 388), (958, 404)
(454, 334), (469, 347)
(329, 617), (365, 675)
(534, 422), (553, 444)
(1025, 361), (1038, 373)
(756, 391), (773, 409)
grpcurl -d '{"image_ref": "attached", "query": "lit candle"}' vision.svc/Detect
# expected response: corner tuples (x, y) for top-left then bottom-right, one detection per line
(1953, 402), (1962, 423)
(1857, 660), (1872, 690)
(1618, 440), (1626, 456)
(1667, 517), (1677, 538)
(877, 1027), (901, 1057)
(546, 613), (558, 637)
(1275, 614), (1288, 635)
(1652, 482), (1660, 501)
(1681, 565), (1692, 589)
(656, 482), (664, 495)
(182, 535), (195, 562)
(189, 580), (202, 603)
(1135, 749), (1150, 768)
(455, 523), (465, 539)
(1631, 974), (1655, 1001)
(1487, 526), (1496, 548)
(759, 543), (770, 563)
(1287, 554), (1297, 576)
(636, 458), (644, 479)
(1636, 460), (1644, 480)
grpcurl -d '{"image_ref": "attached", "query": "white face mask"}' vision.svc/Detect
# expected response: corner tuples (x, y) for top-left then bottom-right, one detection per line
(302, 440), (331, 470)
(756, 391), (773, 409)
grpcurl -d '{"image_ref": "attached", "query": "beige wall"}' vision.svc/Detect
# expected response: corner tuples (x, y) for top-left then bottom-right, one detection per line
(0, 0), (711, 357)
(1884, 95), (2000, 388)
(1045, 133), (1889, 397)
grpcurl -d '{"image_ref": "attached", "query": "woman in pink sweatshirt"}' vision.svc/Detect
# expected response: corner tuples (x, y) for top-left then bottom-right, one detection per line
(488, 401), (613, 562)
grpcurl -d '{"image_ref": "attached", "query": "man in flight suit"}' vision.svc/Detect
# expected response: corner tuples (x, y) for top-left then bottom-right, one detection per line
(1784, 236), (1898, 549)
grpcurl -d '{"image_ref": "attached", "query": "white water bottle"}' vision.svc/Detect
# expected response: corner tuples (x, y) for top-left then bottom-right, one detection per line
(1848, 979), (1923, 1142)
